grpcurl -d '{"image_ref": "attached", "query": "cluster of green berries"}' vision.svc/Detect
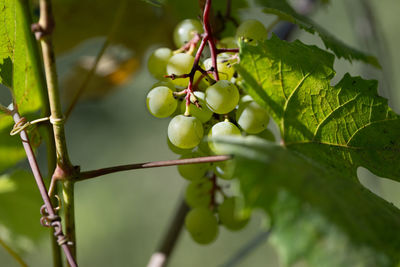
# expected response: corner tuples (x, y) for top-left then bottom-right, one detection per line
(146, 18), (270, 244)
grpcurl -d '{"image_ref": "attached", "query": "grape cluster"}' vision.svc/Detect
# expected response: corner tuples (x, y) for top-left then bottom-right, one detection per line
(146, 18), (270, 244)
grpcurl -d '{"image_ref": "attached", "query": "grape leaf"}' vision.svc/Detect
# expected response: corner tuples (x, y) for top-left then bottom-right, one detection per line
(236, 36), (400, 181)
(216, 136), (400, 266)
(230, 36), (400, 265)
(0, 170), (46, 252)
(256, 0), (380, 67)
(0, 0), (46, 173)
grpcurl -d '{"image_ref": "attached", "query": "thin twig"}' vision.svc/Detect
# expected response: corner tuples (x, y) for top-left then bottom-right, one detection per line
(78, 155), (232, 181)
(0, 237), (28, 267)
(12, 111), (77, 267)
(147, 198), (190, 267)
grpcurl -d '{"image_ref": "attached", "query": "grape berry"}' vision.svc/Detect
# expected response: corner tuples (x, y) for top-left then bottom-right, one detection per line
(146, 18), (271, 244)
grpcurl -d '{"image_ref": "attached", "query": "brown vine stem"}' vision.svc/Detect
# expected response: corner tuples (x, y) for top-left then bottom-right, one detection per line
(146, 198), (190, 267)
(77, 155), (231, 181)
(33, 0), (77, 264)
(18, 0), (62, 264)
(12, 111), (77, 267)
(0, 237), (28, 267)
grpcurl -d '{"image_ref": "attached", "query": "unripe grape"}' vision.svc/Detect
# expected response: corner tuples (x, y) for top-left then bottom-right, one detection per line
(208, 121), (241, 154)
(254, 128), (275, 142)
(217, 37), (238, 50)
(203, 55), (235, 81)
(146, 86), (178, 118)
(185, 177), (213, 208)
(150, 81), (176, 91)
(205, 80), (239, 114)
(214, 160), (235, 180)
(147, 47), (173, 80)
(236, 20), (268, 44)
(167, 137), (192, 155)
(185, 207), (219, 244)
(218, 197), (249, 231)
(180, 91), (213, 123)
(168, 115), (204, 149)
(166, 53), (195, 87)
(236, 101), (269, 134)
(173, 19), (203, 48)
(177, 152), (210, 181)
(239, 94), (253, 104)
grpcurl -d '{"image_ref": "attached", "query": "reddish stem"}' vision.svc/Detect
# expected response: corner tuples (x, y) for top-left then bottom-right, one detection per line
(12, 112), (77, 267)
(77, 155), (232, 181)
(217, 48), (239, 53)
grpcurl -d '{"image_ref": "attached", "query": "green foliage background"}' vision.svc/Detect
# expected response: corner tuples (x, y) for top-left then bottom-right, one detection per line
(1, 0), (400, 266)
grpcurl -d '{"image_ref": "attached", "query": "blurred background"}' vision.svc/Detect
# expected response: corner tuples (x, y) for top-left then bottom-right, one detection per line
(1, 0), (400, 266)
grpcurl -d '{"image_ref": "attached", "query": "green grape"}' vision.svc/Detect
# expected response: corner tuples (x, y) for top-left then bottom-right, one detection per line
(239, 94), (253, 105)
(214, 159), (235, 180)
(208, 121), (241, 154)
(185, 207), (219, 244)
(203, 54), (235, 81)
(217, 37), (238, 50)
(166, 53), (195, 87)
(168, 115), (204, 149)
(147, 47), (173, 80)
(177, 152), (210, 181)
(236, 19), (268, 44)
(167, 136), (192, 155)
(180, 91), (213, 123)
(218, 197), (250, 231)
(185, 177), (213, 208)
(254, 128), (275, 142)
(173, 19), (203, 48)
(150, 81), (176, 91)
(197, 136), (211, 155)
(146, 86), (178, 118)
(236, 101), (269, 134)
(205, 80), (239, 114)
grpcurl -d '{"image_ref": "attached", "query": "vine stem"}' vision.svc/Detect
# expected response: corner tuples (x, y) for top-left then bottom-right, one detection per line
(34, 0), (77, 264)
(147, 198), (190, 267)
(77, 155), (231, 181)
(168, 0), (221, 114)
(0, 237), (28, 267)
(12, 111), (77, 267)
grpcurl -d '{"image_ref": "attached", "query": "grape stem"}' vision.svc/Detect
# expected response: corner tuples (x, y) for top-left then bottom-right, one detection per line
(77, 155), (231, 181)
(166, 0), (236, 116)
(11, 111), (77, 267)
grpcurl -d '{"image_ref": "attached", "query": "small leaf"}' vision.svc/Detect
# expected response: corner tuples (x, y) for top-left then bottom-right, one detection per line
(0, 170), (46, 252)
(256, 0), (380, 67)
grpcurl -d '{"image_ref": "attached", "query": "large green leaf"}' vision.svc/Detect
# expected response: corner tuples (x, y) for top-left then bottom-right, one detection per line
(217, 137), (400, 266)
(0, 0), (46, 173)
(230, 36), (400, 265)
(256, 0), (380, 67)
(0, 170), (46, 252)
(236, 36), (400, 181)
